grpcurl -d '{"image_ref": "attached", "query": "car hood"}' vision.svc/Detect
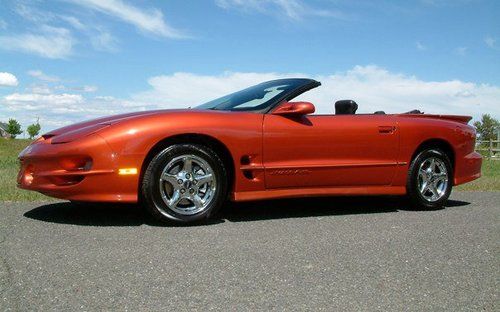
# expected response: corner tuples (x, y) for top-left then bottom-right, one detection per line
(41, 109), (191, 143)
(44, 109), (185, 137)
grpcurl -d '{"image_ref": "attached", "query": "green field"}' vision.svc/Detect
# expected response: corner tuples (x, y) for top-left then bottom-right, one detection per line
(0, 139), (52, 201)
(1, 139), (498, 202)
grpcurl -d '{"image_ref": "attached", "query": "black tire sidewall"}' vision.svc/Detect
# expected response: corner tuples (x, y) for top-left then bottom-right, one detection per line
(142, 144), (227, 223)
(407, 149), (453, 209)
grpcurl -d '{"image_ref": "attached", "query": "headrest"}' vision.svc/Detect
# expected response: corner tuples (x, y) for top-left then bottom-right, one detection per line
(335, 100), (358, 115)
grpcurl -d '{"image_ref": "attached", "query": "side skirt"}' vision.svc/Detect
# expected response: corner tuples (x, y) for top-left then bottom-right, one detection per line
(233, 186), (407, 202)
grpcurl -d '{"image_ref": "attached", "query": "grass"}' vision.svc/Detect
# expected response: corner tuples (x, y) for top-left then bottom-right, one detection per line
(456, 159), (500, 191)
(0, 139), (53, 201)
(0, 139), (498, 202)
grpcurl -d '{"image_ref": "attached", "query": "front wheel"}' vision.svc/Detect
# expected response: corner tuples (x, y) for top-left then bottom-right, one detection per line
(406, 149), (453, 209)
(141, 144), (228, 223)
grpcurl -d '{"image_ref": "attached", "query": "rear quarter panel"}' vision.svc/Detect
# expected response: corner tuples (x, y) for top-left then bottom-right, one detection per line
(393, 115), (478, 186)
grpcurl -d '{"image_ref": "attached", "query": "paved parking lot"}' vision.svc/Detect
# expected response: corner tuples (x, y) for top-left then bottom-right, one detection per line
(1, 191), (498, 311)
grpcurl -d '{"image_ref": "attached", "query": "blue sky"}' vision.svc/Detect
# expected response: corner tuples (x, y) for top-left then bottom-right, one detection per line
(0, 0), (499, 132)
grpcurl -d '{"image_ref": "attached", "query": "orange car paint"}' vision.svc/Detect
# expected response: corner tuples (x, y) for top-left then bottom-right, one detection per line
(18, 104), (481, 203)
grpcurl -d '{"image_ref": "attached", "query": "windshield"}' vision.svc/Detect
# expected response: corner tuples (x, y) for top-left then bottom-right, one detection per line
(195, 79), (316, 112)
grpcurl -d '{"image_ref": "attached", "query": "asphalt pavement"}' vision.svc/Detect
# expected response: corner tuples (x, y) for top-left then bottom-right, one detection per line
(1, 191), (498, 311)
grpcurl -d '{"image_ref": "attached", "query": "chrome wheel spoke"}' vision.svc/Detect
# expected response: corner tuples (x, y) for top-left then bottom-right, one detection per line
(192, 195), (204, 209)
(434, 176), (447, 184)
(161, 172), (179, 186)
(182, 157), (193, 173)
(420, 180), (428, 193)
(429, 183), (439, 199)
(419, 168), (427, 178)
(168, 189), (182, 207)
(434, 172), (447, 179)
(196, 173), (213, 186)
(429, 158), (436, 173)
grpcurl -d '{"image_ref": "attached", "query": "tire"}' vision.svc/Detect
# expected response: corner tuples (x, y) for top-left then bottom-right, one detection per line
(406, 149), (453, 210)
(141, 144), (228, 224)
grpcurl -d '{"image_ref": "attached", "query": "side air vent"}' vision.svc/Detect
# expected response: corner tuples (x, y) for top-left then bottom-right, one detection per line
(240, 155), (251, 165)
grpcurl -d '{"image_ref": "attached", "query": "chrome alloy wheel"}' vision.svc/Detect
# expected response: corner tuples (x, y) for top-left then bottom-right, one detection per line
(417, 157), (449, 202)
(159, 154), (216, 216)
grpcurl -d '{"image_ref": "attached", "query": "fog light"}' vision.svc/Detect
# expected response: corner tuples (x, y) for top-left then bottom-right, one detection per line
(24, 165), (34, 185)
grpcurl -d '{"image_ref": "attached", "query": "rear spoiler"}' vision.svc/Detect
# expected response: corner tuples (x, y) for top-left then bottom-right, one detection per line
(398, 114), (472, 124)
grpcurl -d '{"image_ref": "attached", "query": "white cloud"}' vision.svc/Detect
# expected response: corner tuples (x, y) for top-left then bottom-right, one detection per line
(4, 93), (84, 107)
(484, 36), (498, 51)
(0, 19), (7, 30)
(59, 15), (86, 31)
(0, 72), (19, 87)
(1, 66), (499, 132)
(484, 36), (495, 48)
(28, 85), (52, 94)
(215, 0), (348, 20)
(0, 26), (74, 59)
(60, 15), (119, 52)
(67, 85), (99, 92)
(416, 41), (426, 51)
(90, 31), (119, 52)
(83, 85), (98, 92)
(28, 70), (60, 82)
(69, 0), (184, 38)
(14, 3), (55, 23)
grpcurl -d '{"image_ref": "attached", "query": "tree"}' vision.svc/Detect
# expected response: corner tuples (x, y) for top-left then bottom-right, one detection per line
(473, 114), (499, 141)
(27, 121), (41, 140)
(5, 119), (22, 139)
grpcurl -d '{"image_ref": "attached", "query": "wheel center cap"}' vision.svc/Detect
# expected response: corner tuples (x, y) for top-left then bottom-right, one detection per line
(184, 180), (192, 188)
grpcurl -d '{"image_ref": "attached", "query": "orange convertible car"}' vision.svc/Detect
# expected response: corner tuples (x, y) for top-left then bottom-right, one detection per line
(18, 78), (482, 223)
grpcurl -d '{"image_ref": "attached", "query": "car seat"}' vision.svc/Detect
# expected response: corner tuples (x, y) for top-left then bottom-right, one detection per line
(335, 100), (358, 115)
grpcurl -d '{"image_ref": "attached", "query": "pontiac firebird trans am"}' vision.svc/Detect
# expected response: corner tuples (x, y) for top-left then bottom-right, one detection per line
(18, 78), (482, 223)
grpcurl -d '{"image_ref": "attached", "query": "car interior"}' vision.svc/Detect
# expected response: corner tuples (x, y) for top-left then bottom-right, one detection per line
(334, 100), (359, 115)
(332, 99), (422, 115)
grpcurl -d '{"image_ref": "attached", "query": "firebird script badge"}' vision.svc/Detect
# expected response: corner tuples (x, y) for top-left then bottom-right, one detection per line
(269, 169), (312, 176)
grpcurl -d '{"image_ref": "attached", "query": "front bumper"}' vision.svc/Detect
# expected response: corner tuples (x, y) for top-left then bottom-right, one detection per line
(17, 135), (139, 203)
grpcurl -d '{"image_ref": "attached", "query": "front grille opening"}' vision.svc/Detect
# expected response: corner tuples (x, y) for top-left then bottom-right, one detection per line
(48, 175), (85, 186)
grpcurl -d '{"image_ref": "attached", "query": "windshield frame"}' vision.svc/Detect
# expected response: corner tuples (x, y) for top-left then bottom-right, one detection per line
(195, 78), (321, 114)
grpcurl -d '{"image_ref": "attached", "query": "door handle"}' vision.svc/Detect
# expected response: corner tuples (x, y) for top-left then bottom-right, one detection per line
(378, 126), (396, 134)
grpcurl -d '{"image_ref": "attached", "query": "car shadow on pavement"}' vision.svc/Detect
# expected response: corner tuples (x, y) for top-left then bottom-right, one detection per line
(222, 196), (470, 222)
(23, 196), (470, 227)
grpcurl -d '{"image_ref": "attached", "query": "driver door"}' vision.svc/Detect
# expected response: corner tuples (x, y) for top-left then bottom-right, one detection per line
(263, 113), (400, 189)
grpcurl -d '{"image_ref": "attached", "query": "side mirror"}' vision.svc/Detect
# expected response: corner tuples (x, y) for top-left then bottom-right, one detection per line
(272, 101), (315, 116)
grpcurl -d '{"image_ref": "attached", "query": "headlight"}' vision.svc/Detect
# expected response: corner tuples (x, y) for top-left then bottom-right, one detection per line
(51, 124), (110, 144)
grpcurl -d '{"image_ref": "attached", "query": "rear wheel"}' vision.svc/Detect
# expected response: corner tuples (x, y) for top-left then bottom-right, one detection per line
(407, 149), (452, 209)
(141, 144), (228, 223)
